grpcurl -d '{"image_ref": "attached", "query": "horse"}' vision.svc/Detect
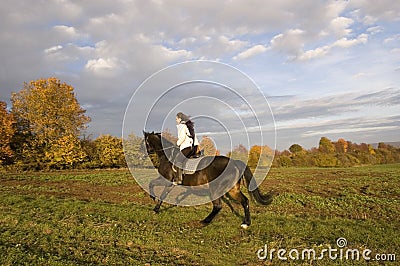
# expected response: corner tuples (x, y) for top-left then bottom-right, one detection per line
(143, 131), (273, 228)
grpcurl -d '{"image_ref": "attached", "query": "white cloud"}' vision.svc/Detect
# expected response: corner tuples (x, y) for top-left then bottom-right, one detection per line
(352, 72), (367, 79)
(294, 32), (370, 61)
(271, 88), (400, 122)
(270, 29), (305, 55)
(362, 15), (378, 25)
(302, 125), (399, 137)
(157, 46), (193, 61)
(367, 26), (383, 35)
(191, 36), (248, 59)
(329, 16), (354, 37)
(53, 25), (79, 38)
(44, 45), (63, 54)
(268, 23), (370, 62)
(296, 46), (330, 61)
(348, 0), (400, 23)
(218, 36), (248, 53)
(384, 34), (400, 44)
(233, 44), (268, 60)
(85, 57), (122, 74)
(333, 33), (368, 48)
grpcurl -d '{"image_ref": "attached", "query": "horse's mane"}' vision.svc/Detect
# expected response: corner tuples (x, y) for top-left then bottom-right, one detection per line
(146, 132), (178, 161)
(145, 131), (177, 150)
(158, 133), (177, 149)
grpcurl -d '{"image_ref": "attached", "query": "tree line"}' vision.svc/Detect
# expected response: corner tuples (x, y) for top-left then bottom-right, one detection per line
(1, 78), (399, 170)
(272, 137), (400, 167)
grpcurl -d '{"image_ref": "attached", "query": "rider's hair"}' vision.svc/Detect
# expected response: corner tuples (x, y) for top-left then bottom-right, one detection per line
(177, 112), (195, 138)
(176, 112), (190, 122)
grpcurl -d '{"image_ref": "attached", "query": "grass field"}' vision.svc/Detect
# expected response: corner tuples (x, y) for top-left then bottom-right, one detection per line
(1, 164), (399, 265)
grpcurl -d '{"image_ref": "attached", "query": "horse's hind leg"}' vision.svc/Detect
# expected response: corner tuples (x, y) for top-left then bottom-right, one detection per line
(201, 198), (222, 225)
(228, 183), (251, 228)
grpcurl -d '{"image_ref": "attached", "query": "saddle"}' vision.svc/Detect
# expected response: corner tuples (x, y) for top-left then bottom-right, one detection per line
(181, 157), (203, 175)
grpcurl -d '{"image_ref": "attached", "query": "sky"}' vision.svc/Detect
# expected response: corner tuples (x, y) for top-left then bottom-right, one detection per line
(0, 0), (399, 151)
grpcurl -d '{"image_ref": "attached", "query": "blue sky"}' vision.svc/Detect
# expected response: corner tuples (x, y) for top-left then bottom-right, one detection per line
(1, 0), (399, 151)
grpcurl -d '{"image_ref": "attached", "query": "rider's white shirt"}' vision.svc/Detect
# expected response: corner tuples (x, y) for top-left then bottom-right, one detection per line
(176, 123), (199, 150)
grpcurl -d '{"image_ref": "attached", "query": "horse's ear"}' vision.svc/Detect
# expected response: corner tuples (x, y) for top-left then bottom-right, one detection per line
(151, 131), (154, 134)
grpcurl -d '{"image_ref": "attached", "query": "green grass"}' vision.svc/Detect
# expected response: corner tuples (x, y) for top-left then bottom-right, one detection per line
(1, 165), (399, 265)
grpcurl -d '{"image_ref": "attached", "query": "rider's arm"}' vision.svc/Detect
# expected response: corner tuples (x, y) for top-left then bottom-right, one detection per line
(176, 124), (187, 147)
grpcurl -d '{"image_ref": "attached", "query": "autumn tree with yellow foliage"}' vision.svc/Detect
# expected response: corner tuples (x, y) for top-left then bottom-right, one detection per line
(95, 135), (126, 168)
(0, 101), (15, 164)
(248, 145), (273, 170)
(11, 78), (90, 169)
(200, 136), (219, 156)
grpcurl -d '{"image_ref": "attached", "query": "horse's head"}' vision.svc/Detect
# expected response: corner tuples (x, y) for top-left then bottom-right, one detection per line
(143, 131), (162, 154)
(143, 131), (178, 159)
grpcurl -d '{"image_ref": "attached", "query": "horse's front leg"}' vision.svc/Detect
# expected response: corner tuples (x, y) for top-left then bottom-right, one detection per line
(153, 200), (162, 213)
(152, 165), (176, 213)
(153, 183), (174, 213)
(149, 175), (169, 201)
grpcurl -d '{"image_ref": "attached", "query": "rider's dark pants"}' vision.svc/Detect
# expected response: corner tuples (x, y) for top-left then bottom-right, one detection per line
(181, 145), (198, 158)
(175, 145), (198, 184)
(181, 147), (193, 158)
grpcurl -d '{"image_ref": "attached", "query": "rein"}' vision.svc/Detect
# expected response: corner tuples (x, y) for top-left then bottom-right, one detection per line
(145, 134), (180, 172)
(155, 145), (176, 153)
(151, 143), (178, 164)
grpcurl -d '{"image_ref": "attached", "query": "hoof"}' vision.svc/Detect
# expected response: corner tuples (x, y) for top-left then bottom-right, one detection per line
(240, 223), (249, 229)
(200, 219), (211, 225)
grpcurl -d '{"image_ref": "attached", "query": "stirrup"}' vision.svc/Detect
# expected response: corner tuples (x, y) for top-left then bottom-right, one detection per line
(172, 180), (182, 186)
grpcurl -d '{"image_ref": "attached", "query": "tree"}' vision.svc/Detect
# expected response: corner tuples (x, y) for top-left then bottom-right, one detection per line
(368, 144), (376, 155)
(377, 142), (387, 150)
(334, 138), (348, 153)
(319, 137), (335, 153)
(95, 135), (125, 168)
(0, 101), (15, 164)
(248, 145), (273, 169)
(124, 133), (151, 168)
(80, 135), (101, 168)
(11, 78), (90, 167)
(314, 153), (338, 167)
(287, 144), (310, 166)
(248, 145), (261, 169)
(289, 144), (303, 154)
(227, 144), (248, 162)
(161, 129), (178, 144)
(45, 134), (87, 169)
(278, 154), (292, 167)
(200, 136), (218, 156)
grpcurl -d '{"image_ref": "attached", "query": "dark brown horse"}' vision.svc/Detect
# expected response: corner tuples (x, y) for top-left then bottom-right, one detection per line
(143, 131), (273, 228)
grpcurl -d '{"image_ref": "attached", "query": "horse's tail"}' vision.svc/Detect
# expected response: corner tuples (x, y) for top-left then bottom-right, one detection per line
(239, 161), (274, 205)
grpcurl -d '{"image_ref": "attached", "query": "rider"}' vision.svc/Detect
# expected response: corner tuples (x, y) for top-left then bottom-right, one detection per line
(174, 112), (199, 184)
